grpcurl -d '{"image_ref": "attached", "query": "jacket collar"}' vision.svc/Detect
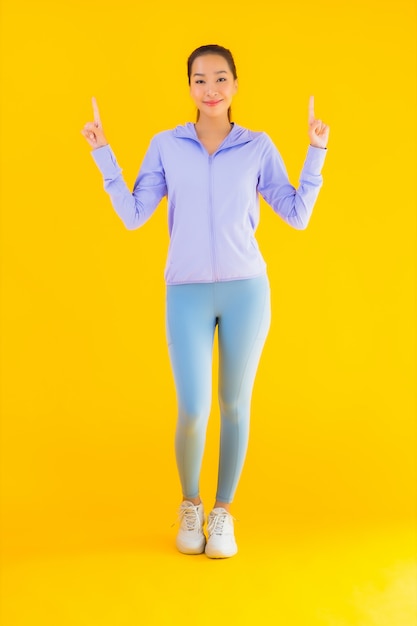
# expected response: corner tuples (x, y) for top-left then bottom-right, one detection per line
(173, 122), (256, 151)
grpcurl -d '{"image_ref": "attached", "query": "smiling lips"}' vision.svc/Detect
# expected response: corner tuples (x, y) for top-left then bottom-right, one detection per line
(204, 100), (223, 106)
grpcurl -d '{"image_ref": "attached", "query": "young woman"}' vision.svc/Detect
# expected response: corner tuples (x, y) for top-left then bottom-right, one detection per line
(81, 44), (329, 559)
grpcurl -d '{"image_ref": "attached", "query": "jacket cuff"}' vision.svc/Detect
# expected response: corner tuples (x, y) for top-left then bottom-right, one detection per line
(90, 145), (122, 178)
(305, 145), (328, 175)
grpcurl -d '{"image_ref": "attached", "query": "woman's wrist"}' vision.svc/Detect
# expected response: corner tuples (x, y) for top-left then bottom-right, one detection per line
(92, 143), (109, 151)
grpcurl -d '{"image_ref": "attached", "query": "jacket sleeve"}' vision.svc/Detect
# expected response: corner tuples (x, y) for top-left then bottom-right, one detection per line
(91, 136), (167, 230)
(257, 134), (327, 230)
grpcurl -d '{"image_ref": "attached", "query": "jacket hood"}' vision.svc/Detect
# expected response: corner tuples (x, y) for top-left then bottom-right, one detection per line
(173, 122), (259, 150)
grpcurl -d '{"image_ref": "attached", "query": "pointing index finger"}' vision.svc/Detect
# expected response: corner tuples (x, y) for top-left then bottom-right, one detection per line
(308, 95), (315, 124)
(92, 96), (101, 127)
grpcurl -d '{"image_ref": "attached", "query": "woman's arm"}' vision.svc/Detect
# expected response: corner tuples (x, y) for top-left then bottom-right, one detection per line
(81, 98), (167, 230)
(258, 96), (329, 230)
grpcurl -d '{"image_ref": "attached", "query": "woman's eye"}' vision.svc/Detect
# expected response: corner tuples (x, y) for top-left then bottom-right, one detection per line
(195, 80), (204, 84)
(218, 77), (226, 82)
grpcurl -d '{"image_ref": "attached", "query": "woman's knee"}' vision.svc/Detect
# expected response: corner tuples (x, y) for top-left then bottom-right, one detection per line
(178, 400), (211, 433)
(218, 394), (250, 425)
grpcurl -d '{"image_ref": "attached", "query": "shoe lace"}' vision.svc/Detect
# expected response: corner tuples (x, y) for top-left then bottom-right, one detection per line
(176, 505), (202, 532)
(207, 511), (229, 536)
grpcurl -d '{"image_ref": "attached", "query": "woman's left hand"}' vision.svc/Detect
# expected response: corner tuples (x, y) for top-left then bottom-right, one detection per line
(308, 95), (330, 149)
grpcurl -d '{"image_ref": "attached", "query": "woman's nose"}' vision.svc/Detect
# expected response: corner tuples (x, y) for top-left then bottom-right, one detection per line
(206, 85), (218, 96)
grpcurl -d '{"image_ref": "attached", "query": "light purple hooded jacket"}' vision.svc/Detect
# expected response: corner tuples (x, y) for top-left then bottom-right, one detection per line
(91, 122), (327, 285)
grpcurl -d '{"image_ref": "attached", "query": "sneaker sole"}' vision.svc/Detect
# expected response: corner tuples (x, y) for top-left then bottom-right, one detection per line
(205, 545), (238, 559)
(176, 538), (206, 555)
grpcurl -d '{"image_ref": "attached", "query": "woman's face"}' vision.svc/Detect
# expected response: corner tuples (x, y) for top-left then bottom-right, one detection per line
(189, 54), (238, 120)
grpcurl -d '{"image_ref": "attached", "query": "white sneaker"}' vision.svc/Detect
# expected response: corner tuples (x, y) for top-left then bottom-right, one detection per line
(176, 501), (206, 555)
(205, 507), (238, 558)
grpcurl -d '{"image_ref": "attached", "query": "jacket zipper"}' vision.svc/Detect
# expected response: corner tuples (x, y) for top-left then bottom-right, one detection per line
(207, 154), (218, 282)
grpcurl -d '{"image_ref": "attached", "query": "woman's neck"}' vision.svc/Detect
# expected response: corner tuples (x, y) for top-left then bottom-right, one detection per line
(195, 115), (232, 138)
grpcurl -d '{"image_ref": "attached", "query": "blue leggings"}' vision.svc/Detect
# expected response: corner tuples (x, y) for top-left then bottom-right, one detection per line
(166, 275), (271, 504)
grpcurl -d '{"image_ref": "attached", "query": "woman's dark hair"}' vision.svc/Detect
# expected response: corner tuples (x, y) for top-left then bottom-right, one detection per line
(187, 44), (238, 121)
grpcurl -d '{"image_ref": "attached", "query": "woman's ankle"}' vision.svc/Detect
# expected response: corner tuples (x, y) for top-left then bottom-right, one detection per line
(183, 496), (201, 506)
(213, 501), (231, 512)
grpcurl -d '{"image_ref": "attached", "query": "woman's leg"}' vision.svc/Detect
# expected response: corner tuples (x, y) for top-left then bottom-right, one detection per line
(166, 283), (216, 500)
(215, 275), (271, 505)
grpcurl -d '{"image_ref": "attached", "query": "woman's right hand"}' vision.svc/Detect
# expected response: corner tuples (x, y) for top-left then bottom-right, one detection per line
(81, 97), (108, 149)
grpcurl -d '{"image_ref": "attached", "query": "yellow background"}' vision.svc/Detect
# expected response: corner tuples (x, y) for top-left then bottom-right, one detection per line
(1, 0), (416, 624)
